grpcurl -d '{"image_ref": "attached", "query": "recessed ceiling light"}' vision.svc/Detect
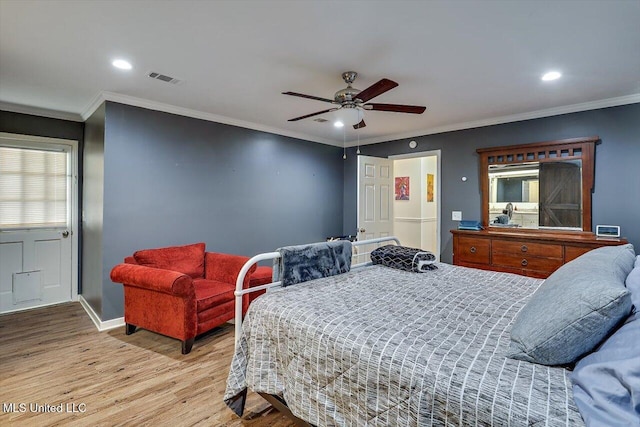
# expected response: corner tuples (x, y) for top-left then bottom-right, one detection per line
(112, 59), (132, 70)
(334, 121), (345, 128)
(541, 71), (561, 81)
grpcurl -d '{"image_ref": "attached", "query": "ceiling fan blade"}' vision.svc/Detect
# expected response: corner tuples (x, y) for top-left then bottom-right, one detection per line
(353, 119), (366, 129)
(365, 103), (426, 114)
(354, 78), (398, 102)
(288, 108), (337, 122)
(282, 91), (336, 104)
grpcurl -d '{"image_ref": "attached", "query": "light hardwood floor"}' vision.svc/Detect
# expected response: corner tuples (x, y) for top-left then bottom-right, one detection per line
(0, 302), (295, 427)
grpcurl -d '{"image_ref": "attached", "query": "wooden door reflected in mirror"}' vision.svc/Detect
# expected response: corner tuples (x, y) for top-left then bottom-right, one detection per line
(539, 161), (582, 228)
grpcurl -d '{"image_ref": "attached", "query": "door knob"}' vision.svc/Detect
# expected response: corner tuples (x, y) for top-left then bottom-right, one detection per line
(62, 230), (70, 238)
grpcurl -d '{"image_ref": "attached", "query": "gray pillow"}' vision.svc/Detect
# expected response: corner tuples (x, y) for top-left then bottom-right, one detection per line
(625, 255), (640, 310)
(509, 244), (635, 365)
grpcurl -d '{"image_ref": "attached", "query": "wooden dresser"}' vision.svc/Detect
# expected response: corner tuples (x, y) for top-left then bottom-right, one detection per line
(451, 229), (628, 278)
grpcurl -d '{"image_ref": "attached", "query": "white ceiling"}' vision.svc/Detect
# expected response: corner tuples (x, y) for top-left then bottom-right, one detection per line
(1, 0), (639, 147)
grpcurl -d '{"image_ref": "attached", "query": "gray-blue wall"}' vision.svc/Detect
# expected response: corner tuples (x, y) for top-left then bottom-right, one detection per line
(4, 103), (639, 321)
(343, 103), (640, 263)
(101, 102), (345, 319)
(82, 104), (105, 317)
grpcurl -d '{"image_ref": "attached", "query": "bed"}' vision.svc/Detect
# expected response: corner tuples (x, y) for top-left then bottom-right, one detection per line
(224, 238), (639, 426)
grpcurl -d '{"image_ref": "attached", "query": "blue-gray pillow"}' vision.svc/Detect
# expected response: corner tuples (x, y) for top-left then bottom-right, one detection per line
(625, 255), (640, 311)
(508, 244), (635, 366)
(571, 311), (640, 426)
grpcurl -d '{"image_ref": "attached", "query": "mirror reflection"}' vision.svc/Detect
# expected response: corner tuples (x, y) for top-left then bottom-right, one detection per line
(488, 160), (582, 229)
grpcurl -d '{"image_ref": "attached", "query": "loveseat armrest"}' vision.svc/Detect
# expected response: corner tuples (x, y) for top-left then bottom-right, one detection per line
(110, 263), (194, 297)
(205, 252), (257, 287)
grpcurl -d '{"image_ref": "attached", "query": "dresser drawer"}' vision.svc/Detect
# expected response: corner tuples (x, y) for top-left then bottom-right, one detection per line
(565, 246), (593, 263)
(452, 229), (629, 279)
(456, 237), (490, 264)
(492, 253), (563, 273)
(492, 240), (563, 258)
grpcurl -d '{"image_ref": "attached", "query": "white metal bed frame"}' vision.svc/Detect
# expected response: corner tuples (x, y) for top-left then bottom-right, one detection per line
(233, 236), (400, 344)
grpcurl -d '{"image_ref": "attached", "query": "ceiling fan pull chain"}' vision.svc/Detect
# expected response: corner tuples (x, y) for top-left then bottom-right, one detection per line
(343, 123), (347, 160)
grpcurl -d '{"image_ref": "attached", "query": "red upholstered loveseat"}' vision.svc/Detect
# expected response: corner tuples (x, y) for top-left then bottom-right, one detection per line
(110, 242), (272, 354)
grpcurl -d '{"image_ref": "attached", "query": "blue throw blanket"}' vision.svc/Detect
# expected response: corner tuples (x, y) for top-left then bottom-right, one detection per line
(274, 240), (352, 287)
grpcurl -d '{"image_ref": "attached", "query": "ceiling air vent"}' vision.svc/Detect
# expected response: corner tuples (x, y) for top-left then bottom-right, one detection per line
(313, 118), (329, 123)
(148, 71), (183, 85)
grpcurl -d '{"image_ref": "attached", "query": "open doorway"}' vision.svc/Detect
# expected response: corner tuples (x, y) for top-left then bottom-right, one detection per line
(356, 150), (441, 261)
(390, 150), (441, 259)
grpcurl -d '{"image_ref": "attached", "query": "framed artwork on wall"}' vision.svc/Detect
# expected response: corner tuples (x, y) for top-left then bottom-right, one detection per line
(395, 177), (410, 200)
(427, 173), (434, 202)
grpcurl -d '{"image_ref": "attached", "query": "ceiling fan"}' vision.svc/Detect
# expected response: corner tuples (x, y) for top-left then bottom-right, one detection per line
(283, 71), (426, 129)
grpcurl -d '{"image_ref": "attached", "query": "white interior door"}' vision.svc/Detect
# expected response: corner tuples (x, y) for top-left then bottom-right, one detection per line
(0, 133), (77, 313)
(357, 155), (393, 262)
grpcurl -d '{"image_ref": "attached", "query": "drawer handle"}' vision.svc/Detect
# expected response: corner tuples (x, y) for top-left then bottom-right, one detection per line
(470, 246), (477, 253)
(521, 259), (528, 267)
(521, 245), (528, 252)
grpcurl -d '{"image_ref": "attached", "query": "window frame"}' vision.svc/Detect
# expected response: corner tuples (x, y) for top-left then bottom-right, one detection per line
(0, 134), (74, 232)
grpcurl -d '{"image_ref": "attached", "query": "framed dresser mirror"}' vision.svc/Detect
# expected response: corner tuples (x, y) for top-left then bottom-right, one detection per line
(477, 136), (599, 232)
(452, 136), (626, 278)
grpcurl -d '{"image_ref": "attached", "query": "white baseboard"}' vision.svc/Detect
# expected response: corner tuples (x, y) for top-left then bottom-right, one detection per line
(79, 295), (124, 331)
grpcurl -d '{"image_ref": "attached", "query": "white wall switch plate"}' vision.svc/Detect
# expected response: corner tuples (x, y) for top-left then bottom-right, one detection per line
(452, 211), (462, 221)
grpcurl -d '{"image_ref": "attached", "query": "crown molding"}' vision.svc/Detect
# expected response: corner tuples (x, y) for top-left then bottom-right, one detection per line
(81, 91), (107, 121)
(81, 91), (341, 147)
(6, 91), (636, 148)
(0, 101), (83, 122)
(348, 93), (640, 147)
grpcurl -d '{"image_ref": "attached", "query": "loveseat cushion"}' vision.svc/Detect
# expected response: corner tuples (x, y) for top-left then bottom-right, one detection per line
(249, 266), (273, 287)
(205, 252), (255, 285)
(134, 242), (206, 278)
(247, 266), (273, 304)
(193, 279), (235, 313)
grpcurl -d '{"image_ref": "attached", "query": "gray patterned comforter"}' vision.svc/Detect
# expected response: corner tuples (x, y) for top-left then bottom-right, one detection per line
(224, 263), (584, 426)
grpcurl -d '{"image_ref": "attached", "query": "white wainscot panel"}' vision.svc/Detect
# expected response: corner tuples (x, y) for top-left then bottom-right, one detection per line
(393, 220), (422, 249)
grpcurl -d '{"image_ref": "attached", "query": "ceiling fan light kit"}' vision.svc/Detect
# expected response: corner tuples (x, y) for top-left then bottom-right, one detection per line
(283, 71), (426, 130)
(334, 106), (363, 127)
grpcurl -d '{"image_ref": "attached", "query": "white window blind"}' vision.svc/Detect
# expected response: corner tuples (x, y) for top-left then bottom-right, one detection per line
(0, 146), (68, 229)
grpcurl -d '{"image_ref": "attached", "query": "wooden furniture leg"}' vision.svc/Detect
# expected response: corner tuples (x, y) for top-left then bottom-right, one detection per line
(182, 338), (194, 354)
